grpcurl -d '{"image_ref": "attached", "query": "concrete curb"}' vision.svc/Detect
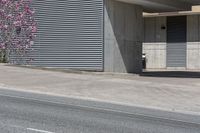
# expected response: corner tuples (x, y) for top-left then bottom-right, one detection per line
(4, 64), (140, 78)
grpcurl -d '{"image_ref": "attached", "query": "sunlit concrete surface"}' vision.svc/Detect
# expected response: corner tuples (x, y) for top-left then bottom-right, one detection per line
(0, 64), (200, 114)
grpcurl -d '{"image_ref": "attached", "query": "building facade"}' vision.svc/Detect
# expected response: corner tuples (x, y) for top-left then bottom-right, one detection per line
(16, 0), (143, 73)
(10, 0), (200, 73)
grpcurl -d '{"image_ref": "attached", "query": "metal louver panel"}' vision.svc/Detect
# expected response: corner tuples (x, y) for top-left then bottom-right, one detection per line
(29, 0), (103, 70)
(167, 43), (187, 67)
(167, 16), (187, 67)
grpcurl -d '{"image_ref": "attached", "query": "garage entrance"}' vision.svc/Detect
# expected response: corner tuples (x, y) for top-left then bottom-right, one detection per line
(166, 16), (187, 68)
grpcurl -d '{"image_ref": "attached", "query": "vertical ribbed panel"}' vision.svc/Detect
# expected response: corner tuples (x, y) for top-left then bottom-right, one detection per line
(27, 0), (103, 70)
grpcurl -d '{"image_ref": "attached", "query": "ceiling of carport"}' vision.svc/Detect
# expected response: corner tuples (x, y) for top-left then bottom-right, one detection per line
(117, 0), (200, 12)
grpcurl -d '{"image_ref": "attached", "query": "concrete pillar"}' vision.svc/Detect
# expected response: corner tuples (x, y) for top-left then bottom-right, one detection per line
(104, 0), (143, 73)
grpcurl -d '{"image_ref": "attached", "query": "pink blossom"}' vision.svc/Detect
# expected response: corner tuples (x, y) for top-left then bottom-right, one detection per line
(3, 25), (8, 29)
(0, 0), (37, 63)
(0, 43), (5, 49)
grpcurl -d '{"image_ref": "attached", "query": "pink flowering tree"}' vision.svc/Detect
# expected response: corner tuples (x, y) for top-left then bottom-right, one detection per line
(0, 0), (36, 64)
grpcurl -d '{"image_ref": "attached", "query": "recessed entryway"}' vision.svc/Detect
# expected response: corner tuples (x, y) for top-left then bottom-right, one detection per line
(166, 16), (187, 68)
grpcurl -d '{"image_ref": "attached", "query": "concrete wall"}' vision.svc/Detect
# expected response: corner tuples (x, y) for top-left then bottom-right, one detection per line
(104, 0), (143, 73)
(187, 15), (200, 70)
(143, 17), (167, 69)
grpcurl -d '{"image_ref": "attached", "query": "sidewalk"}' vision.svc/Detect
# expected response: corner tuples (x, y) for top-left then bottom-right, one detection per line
(0, 64), (200, 114)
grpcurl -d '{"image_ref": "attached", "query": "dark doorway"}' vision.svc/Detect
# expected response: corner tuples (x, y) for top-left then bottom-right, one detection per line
(166, 16), (187, 67)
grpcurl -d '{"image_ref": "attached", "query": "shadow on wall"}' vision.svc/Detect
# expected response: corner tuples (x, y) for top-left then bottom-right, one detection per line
(104, 0), (142, 73)
(140, 71), (200, 78)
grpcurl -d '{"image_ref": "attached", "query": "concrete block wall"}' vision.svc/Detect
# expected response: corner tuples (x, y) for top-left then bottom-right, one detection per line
(187, 42), (200, 69)
(143, 17), (167, 69)
(104, 0), (143, 73)
(187, 15), (200, 70)
(143, 43), (166, 69)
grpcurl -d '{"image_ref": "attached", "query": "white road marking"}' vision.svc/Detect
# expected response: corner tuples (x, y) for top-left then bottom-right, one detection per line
(0, 124), (54, 133)
(27, 128), (54, 133)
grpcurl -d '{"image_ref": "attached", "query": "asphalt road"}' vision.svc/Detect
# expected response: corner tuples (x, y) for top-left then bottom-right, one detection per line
(0, 90), (200, 133)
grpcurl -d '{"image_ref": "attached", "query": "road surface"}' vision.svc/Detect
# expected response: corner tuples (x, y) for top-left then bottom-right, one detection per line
(0, 89), (200, 133)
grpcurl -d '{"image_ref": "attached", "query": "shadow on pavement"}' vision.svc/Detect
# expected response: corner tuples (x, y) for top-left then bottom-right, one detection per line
(140, 71), (200, 78)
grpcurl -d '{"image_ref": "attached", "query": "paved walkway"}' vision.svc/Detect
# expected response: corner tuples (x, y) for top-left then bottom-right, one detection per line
(0, 64), (200, 114)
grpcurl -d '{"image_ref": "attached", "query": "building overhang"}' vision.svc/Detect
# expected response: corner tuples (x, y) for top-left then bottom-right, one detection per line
(116, 0), (200, 12)
(143, 5), (200, 17)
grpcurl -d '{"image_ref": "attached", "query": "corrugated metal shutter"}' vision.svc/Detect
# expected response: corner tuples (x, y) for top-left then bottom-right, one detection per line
(167, 16), (187, 67)
(27, 0), (103, 70)
(167, 43), (187, 67)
